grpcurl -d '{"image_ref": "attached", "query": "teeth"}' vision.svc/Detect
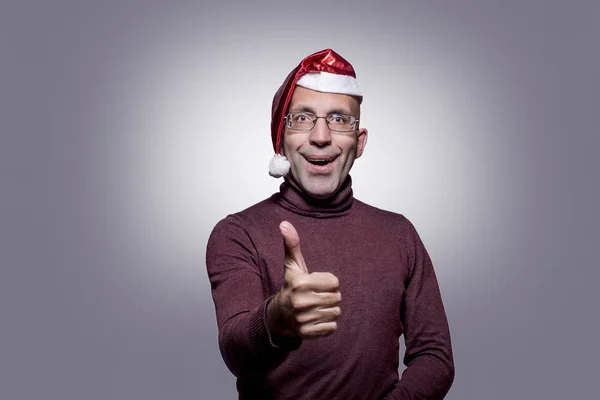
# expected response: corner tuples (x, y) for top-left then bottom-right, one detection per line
(305, 156), (335, 165)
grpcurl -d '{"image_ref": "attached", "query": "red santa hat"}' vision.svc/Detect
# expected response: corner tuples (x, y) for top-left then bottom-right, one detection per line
(268, 49), (362, 177)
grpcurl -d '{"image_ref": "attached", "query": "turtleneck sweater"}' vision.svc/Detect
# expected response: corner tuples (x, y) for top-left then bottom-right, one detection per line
(206, 176), (454, 399)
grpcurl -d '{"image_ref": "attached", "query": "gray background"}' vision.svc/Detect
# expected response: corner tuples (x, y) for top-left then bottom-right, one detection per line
(2, 1), (598, 399)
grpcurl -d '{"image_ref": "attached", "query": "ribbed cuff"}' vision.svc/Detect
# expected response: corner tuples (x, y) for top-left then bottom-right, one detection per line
(250, 297), (301, 351)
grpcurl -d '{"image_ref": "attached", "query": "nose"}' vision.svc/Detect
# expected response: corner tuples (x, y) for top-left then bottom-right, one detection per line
(309, 118), (332, 147)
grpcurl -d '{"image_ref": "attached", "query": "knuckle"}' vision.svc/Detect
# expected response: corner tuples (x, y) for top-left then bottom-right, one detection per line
(325, 322), (337, 334)
(290, 275), (308, 291)
(331, 306), (341, 318)
(333, 291), (342, 304)
(290, 296), (305, 312)
(295, 313), (308, 324)
(298, 325), (310, 337)
(323, 292), (340, 306)
(325, 273), (340, 288)
(332, 277), (340, 289)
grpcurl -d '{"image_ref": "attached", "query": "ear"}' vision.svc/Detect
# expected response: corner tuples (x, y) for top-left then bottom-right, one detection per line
(355, 128), (368, 159)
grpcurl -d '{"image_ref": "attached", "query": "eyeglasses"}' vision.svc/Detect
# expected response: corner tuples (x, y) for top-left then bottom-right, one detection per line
(285, 112), (359, 133)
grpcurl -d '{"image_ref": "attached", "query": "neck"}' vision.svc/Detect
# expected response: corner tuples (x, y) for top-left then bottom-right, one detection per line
(276, 174), (354, 217)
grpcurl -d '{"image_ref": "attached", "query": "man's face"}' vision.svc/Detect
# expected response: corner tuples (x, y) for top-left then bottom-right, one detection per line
(282, 86), (368, 199)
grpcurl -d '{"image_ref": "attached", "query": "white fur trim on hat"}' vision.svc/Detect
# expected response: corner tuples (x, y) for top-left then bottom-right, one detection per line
(268, 154), (290, 178)
(296, 71), (362, 97)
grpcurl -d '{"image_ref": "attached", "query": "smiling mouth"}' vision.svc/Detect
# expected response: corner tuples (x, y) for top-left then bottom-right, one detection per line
(304, 155), (338, 166)
(308, 159), (333, 166)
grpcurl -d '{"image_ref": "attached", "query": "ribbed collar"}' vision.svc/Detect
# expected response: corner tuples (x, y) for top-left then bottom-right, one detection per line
(275, 174), (354, 218)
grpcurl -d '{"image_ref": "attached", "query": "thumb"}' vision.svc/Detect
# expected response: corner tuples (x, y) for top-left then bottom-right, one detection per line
(279, 221), (309, 274)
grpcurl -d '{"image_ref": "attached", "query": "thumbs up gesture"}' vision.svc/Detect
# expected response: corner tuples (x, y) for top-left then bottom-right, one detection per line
(266, 221), (341, 339)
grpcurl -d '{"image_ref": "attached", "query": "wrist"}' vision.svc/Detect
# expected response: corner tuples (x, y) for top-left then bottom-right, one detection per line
(266, 293), (298, 344)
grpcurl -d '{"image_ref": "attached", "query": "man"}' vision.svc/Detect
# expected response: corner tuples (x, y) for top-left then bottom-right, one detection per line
(206, 49), (454, 399)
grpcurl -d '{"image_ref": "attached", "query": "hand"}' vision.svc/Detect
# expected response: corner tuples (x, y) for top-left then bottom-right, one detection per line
(266, 221), (341, 339)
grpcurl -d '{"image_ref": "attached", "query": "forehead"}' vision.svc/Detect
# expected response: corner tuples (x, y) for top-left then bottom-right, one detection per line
(288, 86), (360, 114)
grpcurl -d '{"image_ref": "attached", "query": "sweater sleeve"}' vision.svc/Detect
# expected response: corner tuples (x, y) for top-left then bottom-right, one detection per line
(205, 215), (300, 379)
(387, 219), (455, 399)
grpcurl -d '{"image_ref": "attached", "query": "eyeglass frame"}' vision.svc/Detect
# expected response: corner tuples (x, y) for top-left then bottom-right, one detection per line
(284, 112), (360, 133)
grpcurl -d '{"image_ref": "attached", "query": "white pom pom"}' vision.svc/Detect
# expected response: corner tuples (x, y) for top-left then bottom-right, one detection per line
(268, 154), (290, 178)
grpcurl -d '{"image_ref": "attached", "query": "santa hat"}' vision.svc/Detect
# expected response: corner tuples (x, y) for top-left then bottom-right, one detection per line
(268, 49), (362, 177)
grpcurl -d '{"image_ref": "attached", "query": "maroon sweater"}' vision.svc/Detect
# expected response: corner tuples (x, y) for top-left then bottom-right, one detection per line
(206, 176), (454, 399)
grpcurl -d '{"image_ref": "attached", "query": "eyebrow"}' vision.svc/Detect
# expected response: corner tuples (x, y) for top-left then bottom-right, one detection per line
(289, 104), (353, 115)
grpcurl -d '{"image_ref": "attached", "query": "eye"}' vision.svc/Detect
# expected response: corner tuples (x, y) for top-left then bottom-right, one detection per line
(293, 112), (315, 122)
(329, 113), (349, 124)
